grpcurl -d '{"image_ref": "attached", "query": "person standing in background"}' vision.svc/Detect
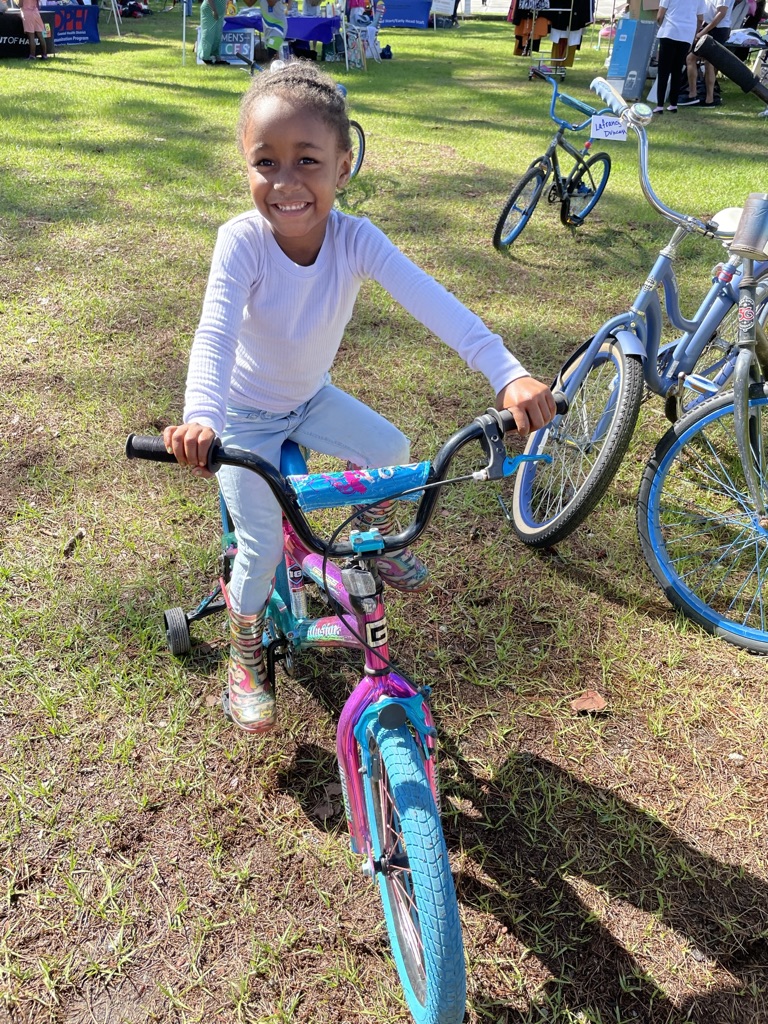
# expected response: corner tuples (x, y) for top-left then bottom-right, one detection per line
(19, 0), (47, 59)
(199, 0), (227, 63)
(653, 0), (700, 113)
(683, 0), (735, 105)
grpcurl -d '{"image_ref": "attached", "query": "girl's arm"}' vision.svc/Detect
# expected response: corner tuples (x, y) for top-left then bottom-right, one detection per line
(352, 218), (554, 431)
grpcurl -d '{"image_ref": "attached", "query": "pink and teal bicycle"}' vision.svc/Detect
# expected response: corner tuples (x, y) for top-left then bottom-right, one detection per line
(126, 404), (556, 1024)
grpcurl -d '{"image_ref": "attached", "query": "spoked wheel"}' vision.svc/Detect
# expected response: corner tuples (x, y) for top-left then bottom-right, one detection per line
(349, 119), (366, 180)
(638, 386), (768, 653)
(362, 722), (465, 1024)
(561, 152), (611, 227)
(164, 607), (191, 656)
(493, 166), (547, 250)
(666, 265), (768, 421)
(511, 336), (644, 547)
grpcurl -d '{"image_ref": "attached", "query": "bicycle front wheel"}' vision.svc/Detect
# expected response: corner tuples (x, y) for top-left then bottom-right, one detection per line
(362, 721), (465, 1024)
(561, 151), (611, 227)
(511, 336), (644, 547)
(638, 386), (768, 653)
(493, 166), (547, 250)
(349, 119), (366, 180)
(673, 264), (768, 419)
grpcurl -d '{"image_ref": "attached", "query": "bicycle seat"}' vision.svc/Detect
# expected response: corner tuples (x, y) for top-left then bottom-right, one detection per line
(280, 439), (308, 477)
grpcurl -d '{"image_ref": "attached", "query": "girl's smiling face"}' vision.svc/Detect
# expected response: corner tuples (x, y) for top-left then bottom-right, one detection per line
(243, 95), (352, 266)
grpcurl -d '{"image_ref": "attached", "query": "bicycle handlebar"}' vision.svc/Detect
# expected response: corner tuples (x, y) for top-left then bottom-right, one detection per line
(530, 67), (607, 131)
(588, 76), (735, 240)
(694, 34), (768, 105)
(126, 397), (567, 560)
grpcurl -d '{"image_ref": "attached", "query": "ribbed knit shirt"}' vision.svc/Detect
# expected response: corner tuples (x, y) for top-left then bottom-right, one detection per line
(183, 208), (529, 435)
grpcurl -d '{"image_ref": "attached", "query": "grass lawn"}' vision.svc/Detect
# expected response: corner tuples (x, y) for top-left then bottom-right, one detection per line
(1, 10), (767, 1024)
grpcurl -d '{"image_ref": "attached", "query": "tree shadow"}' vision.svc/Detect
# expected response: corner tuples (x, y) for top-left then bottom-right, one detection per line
(275, 691), (768, 1024)
(439, 733), (768, 1023)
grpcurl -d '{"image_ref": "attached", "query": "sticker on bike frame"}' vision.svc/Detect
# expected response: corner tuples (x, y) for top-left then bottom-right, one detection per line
(288, 461), (431, 512)
(641, 276), (658, 293)
(739, 298), (756, 339)
(365, 618), (388, 648)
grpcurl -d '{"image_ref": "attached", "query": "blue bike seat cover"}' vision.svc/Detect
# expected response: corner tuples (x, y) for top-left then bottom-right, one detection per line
(288, 462), (432, 512)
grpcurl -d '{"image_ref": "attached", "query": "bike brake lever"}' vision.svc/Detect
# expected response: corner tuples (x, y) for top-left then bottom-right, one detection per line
(473, 409), (553, 481)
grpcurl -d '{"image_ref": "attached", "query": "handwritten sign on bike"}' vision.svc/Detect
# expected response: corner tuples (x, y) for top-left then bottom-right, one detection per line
(591, 114), (627, 141)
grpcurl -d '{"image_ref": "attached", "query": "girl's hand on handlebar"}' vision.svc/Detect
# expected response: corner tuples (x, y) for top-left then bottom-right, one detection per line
(495, 376), (557, 435)
(163, 422), (217, 479)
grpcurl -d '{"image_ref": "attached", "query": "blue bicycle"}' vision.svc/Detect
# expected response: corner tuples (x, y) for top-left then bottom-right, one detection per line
(493, 69), (612, 250)
(510, 77), (768, 548)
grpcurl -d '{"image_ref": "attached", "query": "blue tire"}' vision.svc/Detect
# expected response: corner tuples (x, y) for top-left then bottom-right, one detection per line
(493, 166), (547, 250)
(511, 337), (644, 547)
(561, 152), (611, 227)
(638, 386), (768, 653)
(362, 721), (466, 1024)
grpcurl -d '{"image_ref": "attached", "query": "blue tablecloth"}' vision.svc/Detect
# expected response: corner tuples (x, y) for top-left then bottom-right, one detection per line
(223, 12), (340, 43)
(41, 4), (99, 44)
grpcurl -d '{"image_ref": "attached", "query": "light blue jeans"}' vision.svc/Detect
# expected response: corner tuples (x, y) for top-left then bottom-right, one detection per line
(219, 383), (410, 614)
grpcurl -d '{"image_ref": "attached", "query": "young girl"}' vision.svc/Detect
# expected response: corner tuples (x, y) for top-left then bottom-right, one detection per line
(164, 61), (555, 735)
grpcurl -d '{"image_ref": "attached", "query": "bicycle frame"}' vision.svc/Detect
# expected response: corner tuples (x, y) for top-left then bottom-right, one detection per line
(528, 71), (607, 193)
(551, 93), (767, 406)
(269, 512), (439, 860)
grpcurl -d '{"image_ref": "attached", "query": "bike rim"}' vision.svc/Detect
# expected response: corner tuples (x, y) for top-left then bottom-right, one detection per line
(500, 174), (541, 245)
(649, 394), (768, 644)
(519, 350), (621, 526)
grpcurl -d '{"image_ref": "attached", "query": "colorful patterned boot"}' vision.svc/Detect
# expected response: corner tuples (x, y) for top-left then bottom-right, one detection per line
(227, 609), (276, 733)
(352, 501), (430, 592)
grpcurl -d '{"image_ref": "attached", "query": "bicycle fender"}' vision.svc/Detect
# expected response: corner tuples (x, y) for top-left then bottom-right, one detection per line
(612, 329), (646, 361)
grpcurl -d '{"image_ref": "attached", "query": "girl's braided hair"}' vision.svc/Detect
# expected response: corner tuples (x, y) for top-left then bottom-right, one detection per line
(238, 59), (352, 154)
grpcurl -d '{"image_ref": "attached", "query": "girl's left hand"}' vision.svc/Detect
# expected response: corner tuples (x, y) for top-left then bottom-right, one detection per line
(495, 376), (557, 436)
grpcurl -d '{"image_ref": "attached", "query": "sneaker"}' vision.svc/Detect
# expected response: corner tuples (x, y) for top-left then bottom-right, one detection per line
(652, 106), (664, 114)
(701, 100), (718, 107)
(666, 104), (677, 112)
(678, 97), (701, 106)
(376, 549), (430, 592)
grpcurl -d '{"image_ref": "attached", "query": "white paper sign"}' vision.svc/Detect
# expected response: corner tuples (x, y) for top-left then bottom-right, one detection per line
(590, 115), (627, 141)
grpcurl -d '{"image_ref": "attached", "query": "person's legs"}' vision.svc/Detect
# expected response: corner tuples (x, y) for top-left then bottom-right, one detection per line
(36, 31), (46, 58)
(290, 385), (429, 591)
(667, 39), (690, 107)
(654, 38), (672, 111)
(217, 408), (290, 733)
(26, 31), (36, 57)
(684, 50), (700, 101)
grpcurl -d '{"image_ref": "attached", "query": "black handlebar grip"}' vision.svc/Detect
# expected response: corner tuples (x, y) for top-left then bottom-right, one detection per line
(496, 391), (569, 433)
(694, 35), (768, 104)
(125, 434), (179, 463)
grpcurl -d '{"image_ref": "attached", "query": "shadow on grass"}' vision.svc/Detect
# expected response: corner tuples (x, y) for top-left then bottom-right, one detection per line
(440, 735), (768, 1023)
(275, 676), (768, 1024)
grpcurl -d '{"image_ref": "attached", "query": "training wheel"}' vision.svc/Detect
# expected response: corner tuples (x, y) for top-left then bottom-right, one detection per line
(163, 607), (191, 656)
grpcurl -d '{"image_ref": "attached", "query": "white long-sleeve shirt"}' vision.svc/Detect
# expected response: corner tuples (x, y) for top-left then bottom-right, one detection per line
(183, 208), (529, 435)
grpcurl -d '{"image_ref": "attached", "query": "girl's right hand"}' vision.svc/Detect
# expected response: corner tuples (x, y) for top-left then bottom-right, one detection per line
(163, 422), (217, 479)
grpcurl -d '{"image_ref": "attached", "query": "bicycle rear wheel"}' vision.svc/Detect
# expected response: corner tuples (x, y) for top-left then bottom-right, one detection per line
(561, 152), (611, 227)
(511, 336), (644, 547)
(673, 264), (768, 419)
(349, 119), (366, 180)
(638, 386), (768, 653)
(362, 721), (465, 1024)
(493, 166), (547, 250)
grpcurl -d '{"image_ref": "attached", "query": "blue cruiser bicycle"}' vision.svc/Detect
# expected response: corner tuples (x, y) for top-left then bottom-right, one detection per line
(493, 68), (612, 250)
(510, 77), (768, 548)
